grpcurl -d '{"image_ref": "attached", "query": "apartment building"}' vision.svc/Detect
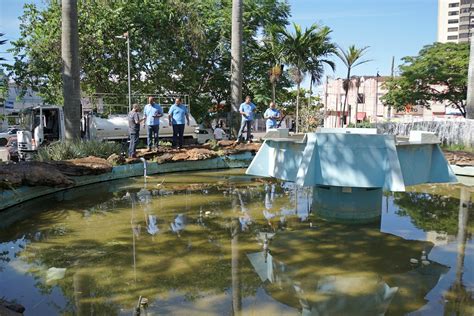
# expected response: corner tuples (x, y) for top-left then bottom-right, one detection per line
(322, 77), (448, 127)
(438, 0), (473, 43)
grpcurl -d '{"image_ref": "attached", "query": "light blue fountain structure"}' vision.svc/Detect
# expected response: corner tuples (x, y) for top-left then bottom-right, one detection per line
(246, 128), (458, 223)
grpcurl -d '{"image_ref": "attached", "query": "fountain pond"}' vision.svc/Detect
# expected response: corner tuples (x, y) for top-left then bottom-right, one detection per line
(0, 169), (472, 315)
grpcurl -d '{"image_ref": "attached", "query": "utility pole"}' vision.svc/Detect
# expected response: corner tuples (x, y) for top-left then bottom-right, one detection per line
(467, 36), (474, 119)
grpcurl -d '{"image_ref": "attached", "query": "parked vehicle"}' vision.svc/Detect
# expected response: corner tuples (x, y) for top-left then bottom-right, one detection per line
(15, 105), (199, 160)
(194, 127), (229, 144)
(0, 127), (19, 147)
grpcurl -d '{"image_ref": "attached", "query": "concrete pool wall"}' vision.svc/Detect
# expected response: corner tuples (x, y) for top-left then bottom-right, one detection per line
(0, 152), (254, 211)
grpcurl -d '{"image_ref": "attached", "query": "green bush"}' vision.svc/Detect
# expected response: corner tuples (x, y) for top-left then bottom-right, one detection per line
(346, 121), (374, 128)
(158, 140), (173, 147)
(37, 140), (122, 161)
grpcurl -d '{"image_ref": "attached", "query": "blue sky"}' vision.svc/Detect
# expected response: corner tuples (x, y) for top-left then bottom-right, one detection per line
(1, 0), (437, 80)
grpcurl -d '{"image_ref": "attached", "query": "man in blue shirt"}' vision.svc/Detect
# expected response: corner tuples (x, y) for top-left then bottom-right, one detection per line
(237, 96), (256, 143)
(168, 97), (189, 149)
(143, 96), (163, 151)
(263, 101), (281, 131)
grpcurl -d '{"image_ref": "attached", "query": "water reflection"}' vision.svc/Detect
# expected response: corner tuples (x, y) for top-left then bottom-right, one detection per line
(0, 170), (472, 315)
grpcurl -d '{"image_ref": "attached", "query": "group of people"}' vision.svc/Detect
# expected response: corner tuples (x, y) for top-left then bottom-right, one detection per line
(236, 96), (282, 143)
(128, 97), (189, 158)
(127, 95), (283, 158)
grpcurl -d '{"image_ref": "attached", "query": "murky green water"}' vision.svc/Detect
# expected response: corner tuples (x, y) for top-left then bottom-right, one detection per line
(0, 169), (472, 316)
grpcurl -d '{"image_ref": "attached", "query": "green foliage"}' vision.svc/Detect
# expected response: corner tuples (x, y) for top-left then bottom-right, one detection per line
(441, 143), (474, 153)
(37, 140), (121, 161)
(394, 192), (466, 235)
(7, 0), (291, 123)
(346, 121), (374, 128)
(381, 42), (470, 117)
(158, 140), (172, 147)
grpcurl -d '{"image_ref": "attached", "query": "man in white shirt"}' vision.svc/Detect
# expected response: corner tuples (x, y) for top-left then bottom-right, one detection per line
(213, 126), (224, 141)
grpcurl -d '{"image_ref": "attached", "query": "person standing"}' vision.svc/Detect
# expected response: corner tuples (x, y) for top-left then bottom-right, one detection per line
(237, 96), (256, 143)
(143, 96), (163, 151)
(263, 101), (281, 131)
(168, 97), (189, 149)
(128, 104), (143, 158)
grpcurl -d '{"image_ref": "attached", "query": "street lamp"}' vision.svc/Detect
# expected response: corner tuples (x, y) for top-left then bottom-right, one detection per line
(115, 31), (131, 113)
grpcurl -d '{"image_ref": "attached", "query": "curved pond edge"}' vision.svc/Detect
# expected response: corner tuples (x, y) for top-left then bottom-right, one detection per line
(0, 152), (254, 211)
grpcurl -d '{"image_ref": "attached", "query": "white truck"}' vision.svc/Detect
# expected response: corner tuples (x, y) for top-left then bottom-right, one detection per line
(15, 105), (199, 159)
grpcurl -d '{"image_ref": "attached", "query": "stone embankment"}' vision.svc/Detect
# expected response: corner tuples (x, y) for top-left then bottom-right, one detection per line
(0, 142), (261, 188)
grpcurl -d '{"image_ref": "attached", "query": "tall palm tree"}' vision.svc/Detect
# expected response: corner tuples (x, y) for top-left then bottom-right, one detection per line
(62, 0), (82, 139)
(466, 37), (474, 119)
(230, 0), (243, 137)
(336, 45), (370, 127)
(281, 23), (335, 133)
(307, 26), (336, 105)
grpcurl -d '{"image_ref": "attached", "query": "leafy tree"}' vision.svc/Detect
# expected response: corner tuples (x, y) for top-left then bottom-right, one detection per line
(281, 22), (335, 133)
(6, 0), (290, 123)
(336, 45), (370, 127)
(381, 42), (469, 117)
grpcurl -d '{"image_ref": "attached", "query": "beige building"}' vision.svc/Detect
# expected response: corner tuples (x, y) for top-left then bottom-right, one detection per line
(438, 0), (473, 43)
(322, 77), (448, 127)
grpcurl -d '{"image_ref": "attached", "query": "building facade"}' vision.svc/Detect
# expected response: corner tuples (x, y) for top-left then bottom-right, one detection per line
(322, 77), (449, 127)
(438, 0), (473, 43)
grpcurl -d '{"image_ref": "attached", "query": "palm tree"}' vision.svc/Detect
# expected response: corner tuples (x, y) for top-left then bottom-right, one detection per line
(336, 45), (370, 127)
(254, 26), (285, 102)
(281, 23), (335, 133)
(466, 37), (474, 119)
(62, 0), (82, 139)
(0, 33), (6, 61)
(230, 0), (243, 137)
(306, 26), (336, 105)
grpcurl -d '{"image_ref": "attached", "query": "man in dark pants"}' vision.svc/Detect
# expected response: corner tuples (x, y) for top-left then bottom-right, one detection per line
(236, 96), (256, 143)
(128, 104), (143, 158)
(168, 97), (189, 149)
(143, 96), (163, 151)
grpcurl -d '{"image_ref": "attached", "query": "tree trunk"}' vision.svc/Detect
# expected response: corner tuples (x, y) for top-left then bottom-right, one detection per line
(62, 0), (81, 140)
(341, 69), (350, 127)
(272, 81), (276, 103)
(231, 219), (241, 316)
(467, 38), (474, 119)
(296, 82), (300, 133)
(230, 0), (243, 137)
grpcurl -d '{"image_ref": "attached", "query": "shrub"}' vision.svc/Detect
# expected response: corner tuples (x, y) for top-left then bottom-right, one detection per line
(158, 140), (173, 147)
(37, 140), (121, 161)
(346, 121), (374, 128)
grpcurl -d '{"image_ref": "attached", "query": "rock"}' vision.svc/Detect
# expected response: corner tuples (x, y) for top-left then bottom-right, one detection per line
(0, 299), (25, 315)
(0, 162), (74, 188)
(46, 267), (67, 283)
(51, 156), (113, 176)
(443, 150), (474, 166)
(154, 153), (174, 164)
(218, 140), (235, 147)
(171, 148), (218, 161)
(107, 153), (126, 166)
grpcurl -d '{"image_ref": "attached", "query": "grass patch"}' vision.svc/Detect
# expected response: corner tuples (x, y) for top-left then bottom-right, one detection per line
(37, 140), (122, 161)
(441, 144), (473, 153)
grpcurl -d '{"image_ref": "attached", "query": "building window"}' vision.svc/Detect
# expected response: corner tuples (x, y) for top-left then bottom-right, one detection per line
(461, 0), (471, 5)
(448, 35), (459, 40)
(459, 32), (470, 38)
(449, 10), (459, 15)
(460, 16), (471, 22)
(448, 19), (459, 24)
(448, 27), (459, 32)
(460, 8), (470, 13)
(449, 2), (460, 7)
(357, 93), (365, 104)
(460, 24), (470, 30)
